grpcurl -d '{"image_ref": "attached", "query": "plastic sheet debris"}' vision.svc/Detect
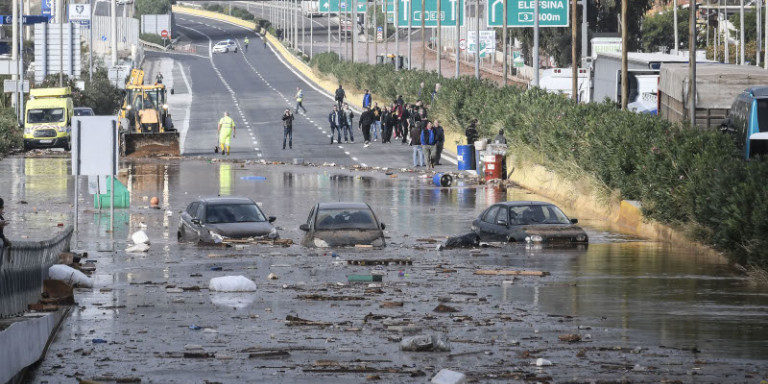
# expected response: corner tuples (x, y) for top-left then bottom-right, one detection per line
(48, 264), (93, 288)
(126, 243), (150, 253)
(131, 230), (150, 245)
(400, 335), (451, 352)
(535, 358), (553, 366)
(431, 369), (467, 384)
(209, 276), (257, 292)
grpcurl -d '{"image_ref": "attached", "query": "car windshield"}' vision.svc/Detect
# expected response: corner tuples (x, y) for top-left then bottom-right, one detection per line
(509, 205), (571, 225)
(205, 203), (266, 224)
(315, 208), (378, 230)
(27, 108), (65, 124)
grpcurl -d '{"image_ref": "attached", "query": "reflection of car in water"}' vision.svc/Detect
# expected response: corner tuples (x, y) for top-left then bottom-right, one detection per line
(73, 107), (95, 116)
(178, 197), (277, 243)
(471, 201), (588, 244)
(300, 202), (386, 248)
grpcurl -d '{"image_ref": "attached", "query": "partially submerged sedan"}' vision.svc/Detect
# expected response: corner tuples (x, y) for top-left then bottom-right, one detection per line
(471, 201), (588, 244)
(300, 202), (386, 248)
(178, 197), (277, 243)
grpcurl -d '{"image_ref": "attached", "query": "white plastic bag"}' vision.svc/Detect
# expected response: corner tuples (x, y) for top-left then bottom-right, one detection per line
(48, 264), (93, 288)
(131, 230), (150, 245)
(431, 369), (467, 384)
(209, 276), (257, 292)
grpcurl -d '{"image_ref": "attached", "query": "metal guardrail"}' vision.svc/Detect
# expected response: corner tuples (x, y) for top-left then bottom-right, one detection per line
(0, 226), (73, 318)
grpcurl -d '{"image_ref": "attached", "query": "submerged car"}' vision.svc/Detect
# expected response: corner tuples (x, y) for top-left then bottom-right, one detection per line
(178, 197), (277, 243)
(471, 201), (588, 244)
(300, 202), (386, 248)
(212, 40), (238, 53)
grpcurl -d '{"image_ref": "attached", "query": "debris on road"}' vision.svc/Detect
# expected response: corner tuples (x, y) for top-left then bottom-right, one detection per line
(131, 230), (150, 245)
(380, 301), (404, 308)
(267, 272), (279, 280)
(126, 243), (150, 253)
(439, 233), (479, 250)
(401, 335), (451, 352)
(348, 274), (383, 283)
(474, 269), (550, 277)
(48, 264), (93, 288)
(558, 334), (582, 343)
(431, 369), (467, 384)
(208, 275), (257, 292)
(285, 315), (332, 327)
(535, 358), (553, 366)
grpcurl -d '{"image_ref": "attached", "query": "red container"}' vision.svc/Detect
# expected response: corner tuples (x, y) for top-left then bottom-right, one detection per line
(483, 155), (503, 180)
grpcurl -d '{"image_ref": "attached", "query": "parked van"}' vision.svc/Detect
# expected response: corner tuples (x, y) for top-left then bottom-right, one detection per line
(23, 87), (74, 151)
(722, 86), (768, 159)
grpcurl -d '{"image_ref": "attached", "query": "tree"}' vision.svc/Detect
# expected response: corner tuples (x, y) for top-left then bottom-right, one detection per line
(509, 0), (654, 67)
(135, 0), (171, 19)
(729, 8), (757, 43)
(641, 7), (691, 52)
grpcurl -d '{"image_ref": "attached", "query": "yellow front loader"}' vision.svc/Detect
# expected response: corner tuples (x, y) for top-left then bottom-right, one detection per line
(118, 69), (180, 156)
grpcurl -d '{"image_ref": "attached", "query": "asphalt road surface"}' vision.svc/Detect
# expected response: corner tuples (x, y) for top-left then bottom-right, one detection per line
(159, 14), (456, 169)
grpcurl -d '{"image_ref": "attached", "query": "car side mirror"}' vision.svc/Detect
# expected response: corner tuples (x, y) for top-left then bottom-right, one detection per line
(268, 216), (277, 223)
(191, 218), (201, 226)
(570, 218), (579, 224)
(380, 223), (386, 230)
(496, 219), (508, 226)
(299, 223), (309, 231)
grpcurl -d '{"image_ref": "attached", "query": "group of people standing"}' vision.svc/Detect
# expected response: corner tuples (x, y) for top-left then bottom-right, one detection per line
(329, 85), (446, 168)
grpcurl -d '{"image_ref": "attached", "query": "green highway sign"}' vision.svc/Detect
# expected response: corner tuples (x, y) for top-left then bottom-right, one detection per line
(487, 0), (569, 27)
(319, 0), (367, 13)
(396, 0), (464, 27)
(513, 50), (524, 67)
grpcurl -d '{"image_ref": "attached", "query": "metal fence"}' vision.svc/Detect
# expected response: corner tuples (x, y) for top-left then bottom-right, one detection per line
(0, 226), (73, 318)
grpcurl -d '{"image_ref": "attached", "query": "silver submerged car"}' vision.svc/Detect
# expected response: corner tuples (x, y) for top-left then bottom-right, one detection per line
(178, 197), (277, 243)
(471, 201), (588, 244)
(300, 202), (386, 248)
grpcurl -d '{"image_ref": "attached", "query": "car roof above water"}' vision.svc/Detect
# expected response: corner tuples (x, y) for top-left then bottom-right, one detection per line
(198, 196), (255, 205)
(495, 201), (555, 207)
(317, 202), (370, 210)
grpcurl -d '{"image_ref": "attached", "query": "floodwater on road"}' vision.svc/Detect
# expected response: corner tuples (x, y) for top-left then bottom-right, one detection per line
(3, 156), (766, 382)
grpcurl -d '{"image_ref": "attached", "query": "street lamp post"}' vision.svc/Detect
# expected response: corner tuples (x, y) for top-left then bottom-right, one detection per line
(620, 0), (627, 109)
(533, 0), (539, 86)
(689, 0), (697, 125)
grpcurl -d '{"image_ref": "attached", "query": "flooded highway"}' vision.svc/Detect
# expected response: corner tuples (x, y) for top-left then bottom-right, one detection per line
(3, 156), (765, 382)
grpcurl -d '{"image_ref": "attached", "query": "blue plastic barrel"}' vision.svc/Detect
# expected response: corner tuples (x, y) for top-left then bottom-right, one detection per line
(432, 173), (453, 187)
(457, 145), (475, 170)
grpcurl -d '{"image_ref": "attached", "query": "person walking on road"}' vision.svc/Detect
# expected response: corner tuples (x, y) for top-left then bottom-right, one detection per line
(341, 103), (354, 143)
(294, 87), (306, 114)
(371, 102), (381, 141)
(0, 197), (11, 249)
(329, 105), (342, 144)
(362, 89), (372, 109)
(432, 119), (445, 165)
(380, 106), (392, 143)
(359, 106), (375, 147)
(217, 112), (236, 156)
(282, 109), (295, 149)
(335, 84), (346, 110)
(244, 37), (249, 52)
(421, 122), (437, 169)
(409, 118), (425, 167)
(392, 102), (404, 141)
(155, 72), (163, 84)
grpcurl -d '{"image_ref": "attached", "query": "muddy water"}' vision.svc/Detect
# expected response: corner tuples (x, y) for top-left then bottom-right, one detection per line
(4, 156), (767, 380)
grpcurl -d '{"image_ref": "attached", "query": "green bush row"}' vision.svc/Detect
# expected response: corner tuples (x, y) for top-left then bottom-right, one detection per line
(202, 4), (255, 20)
(140, 33), (168, 46)
(0, 106), (22, 157)
(310, 52), (768, 268)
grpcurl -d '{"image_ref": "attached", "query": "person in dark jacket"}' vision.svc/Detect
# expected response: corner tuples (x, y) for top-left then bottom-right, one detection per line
(328, 105), (342, 144)
(465, 119), (479, 145)
(396, 95), (404, 106)
(493, 129), (507, 144)
(371, 102), (381, 141)
(380, 106), (392, 143)
(420, 122), (437, 169)
(0, 197), (9, 248)
(432, 119), (445, 165)
(282, 109), (294, 149)
(341, 103), (354, 143)
(334, 84), (346, 109)
(359, 106), (375, 146)
(409, 118), (425, 167)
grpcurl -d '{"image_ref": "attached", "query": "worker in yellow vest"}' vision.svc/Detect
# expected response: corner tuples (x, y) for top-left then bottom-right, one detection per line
(217, 112), (236, 156)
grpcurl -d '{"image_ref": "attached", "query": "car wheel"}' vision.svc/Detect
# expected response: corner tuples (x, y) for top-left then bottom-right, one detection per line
(63, 139), (71, 151)
(177, 226), (185, 242)
(234, 47), (238, 53)
(506, 236), (515, 243)
(23, 141), (30, 151)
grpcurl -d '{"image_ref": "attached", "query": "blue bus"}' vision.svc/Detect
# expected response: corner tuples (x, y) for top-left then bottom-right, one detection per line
(723, 86), (768, 159)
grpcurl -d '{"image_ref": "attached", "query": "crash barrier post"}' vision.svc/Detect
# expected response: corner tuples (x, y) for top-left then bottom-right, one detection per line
(0, 226), (73, 318)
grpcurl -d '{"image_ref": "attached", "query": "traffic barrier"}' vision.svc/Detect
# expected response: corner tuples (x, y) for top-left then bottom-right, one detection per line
(0, 226), (73, 318)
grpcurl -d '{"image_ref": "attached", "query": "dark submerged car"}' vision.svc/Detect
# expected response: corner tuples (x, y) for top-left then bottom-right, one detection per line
(178, 197), (277, 243)
(300, 202), (386, 248)
(471, 201), (588, 244)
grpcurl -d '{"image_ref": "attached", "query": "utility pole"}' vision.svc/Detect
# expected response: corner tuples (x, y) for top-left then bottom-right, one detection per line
(765, 0), (768, 69)
(310, 3), (314, 58)
(408, 0), (413, 68)
(571, 0), (578, 100)
(18, 0), (24, 121)
(533, 0), (539, 86)
(757, 0), (762, 66)
(327, 4), (331, 53)
(338, 0), (342, 59)
(365, 0), (369, 63)
(89, 0), (93, 82)
(455, 0), (460, 78)
(474, 0), (479, 78)
(62, 0), (68, 85)
(620, 0), (627, 109)
(581, 0), (587, 60)
(502, 0), (508, 85)
(352, 0), (357, 62)
(740, 0), (745, 64)
(302, 0), (306, 54)
(437, 0), (441, 75)
(724, 2), (729, 63)
(689, 0), (697, 125)
(11, 0), (18, 119)
(673, 0), (678, 53)
(374, 0), (378, 62)
(395, 0), (400, 70)
(421, 0), (426, 70)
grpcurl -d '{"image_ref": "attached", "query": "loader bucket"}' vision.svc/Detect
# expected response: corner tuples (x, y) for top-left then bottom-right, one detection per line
(121, 131), (180, 157)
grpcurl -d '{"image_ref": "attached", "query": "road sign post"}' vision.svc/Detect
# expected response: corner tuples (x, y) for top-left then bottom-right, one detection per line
(487, 0), (568, 27)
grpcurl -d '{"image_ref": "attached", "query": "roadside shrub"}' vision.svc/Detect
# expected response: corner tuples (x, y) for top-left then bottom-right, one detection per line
(135, 0), (171, 18)
(140, 33), (167, 46)
(0, 106), (22, 156)
(309, 52), (768, 268)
